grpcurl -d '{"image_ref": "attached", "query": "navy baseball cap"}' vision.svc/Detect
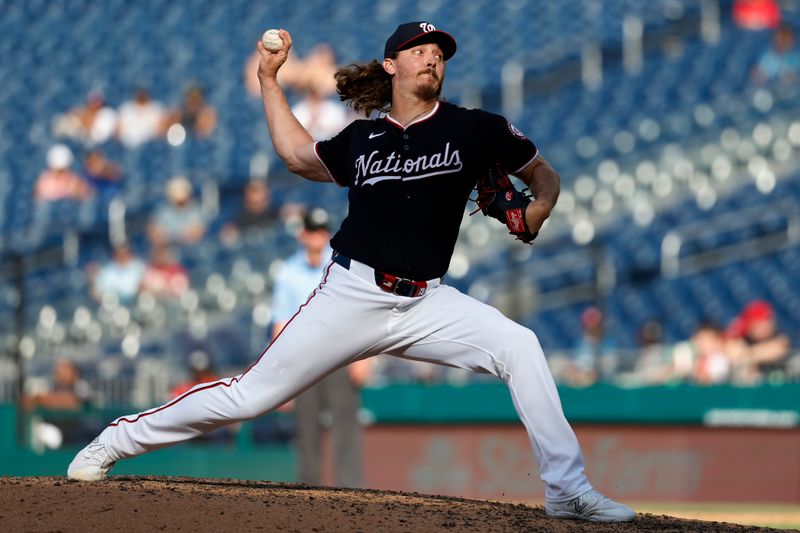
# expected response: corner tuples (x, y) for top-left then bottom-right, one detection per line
(384, 21), (457, 61)
(303, 208), (330, 232)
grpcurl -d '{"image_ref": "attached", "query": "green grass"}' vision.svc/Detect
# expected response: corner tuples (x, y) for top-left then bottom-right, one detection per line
(633, 502), (800, 530)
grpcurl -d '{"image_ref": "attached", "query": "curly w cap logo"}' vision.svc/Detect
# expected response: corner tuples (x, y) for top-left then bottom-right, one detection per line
(419, 22), (436, 32)
(507, 121), (526, 140)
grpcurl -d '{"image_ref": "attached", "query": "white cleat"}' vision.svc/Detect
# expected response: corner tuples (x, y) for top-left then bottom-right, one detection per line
(67, 437), (116, 481)
(545, 489), (636, 522)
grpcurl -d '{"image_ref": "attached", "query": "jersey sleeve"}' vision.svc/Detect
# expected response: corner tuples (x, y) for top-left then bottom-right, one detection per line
(314, 121), (359, 187)
(475, 111), (538, 174)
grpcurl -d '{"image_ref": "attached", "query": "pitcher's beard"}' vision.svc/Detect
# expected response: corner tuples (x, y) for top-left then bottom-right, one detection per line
(413, 79), (442, 101)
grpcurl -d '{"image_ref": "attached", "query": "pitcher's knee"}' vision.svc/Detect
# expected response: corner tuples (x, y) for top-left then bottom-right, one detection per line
(235, 394), (283, 420)
(506, 323), (539, 349)
(498, 326), (545, 364)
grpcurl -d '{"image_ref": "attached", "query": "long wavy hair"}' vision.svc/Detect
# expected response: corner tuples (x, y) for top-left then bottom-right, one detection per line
(334, 55), (395, 116)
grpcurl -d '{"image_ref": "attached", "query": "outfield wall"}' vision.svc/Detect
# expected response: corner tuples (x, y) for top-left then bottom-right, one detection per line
(354, 425), (800, 503)
(2, 383), (798, 502)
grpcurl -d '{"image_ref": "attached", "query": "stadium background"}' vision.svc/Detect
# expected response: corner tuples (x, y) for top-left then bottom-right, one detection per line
(1, 0), (799, 527)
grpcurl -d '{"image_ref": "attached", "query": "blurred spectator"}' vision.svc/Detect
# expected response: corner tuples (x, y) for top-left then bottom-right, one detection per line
(170, 350), (220, 398)
(52, 90), (118, 146)
(632, 320), (676, 384)
(148, 175), (207, 246)
(23, 358), (91, 411)
(167, 86), (217, 139)
(81, 149), (123, 201)
(219, 180), (278, 245)
(272, 208), (369, 488)
(169, 351), (236, 443)
(34, 144), (92, 202)
(117, 88), (167, 148)
(292, 81), (351, 141)
(727, 300), (791, 381)
(90, 243), (146, 305)
(564, 307), (616, 386)
(691, 322), (735, 385)
(752, 24), (800, 85)
(297, 44), (339, 96)
(140, 244), (190, 299)
(245, 48), (301, 98)
(23, 358), (94, 450)
(244, 43), (338, 98)
(733, 0), (781, 30)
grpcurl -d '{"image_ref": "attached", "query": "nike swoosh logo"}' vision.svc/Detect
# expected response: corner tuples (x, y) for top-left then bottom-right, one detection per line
(369, 131), (386, 139)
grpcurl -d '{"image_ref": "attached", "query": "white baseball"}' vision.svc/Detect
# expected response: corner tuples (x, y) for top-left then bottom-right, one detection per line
(261, 29), (283, 52)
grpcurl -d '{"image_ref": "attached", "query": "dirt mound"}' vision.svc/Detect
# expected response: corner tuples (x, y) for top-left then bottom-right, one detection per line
(0, 476), (779, 532)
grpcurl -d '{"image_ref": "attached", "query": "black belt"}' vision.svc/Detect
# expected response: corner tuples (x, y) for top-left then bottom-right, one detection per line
(332, 252), (430, 298)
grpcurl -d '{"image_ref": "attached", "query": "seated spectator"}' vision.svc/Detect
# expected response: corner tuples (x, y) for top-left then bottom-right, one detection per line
(245, 48), (303, 98)
(691, 322), (735, 385)
(632, 319), (677, 384)
(23, 358), (91, 412)
(752, 24), (800, 84)
(169, 351), (235, 443)
(148, 175), (207, 246)
(244, 43), (338, 99)
(166, 86), (217, 139)
(291, 80), (351, 141)
(564, 307), (616, 386)
(170, 350), (220, 398)
(81, 149), (123, 201)
(90, 243), (146, 305)
(140, 244), (190, 299)
(117, 88), (167, 148)
(727, 300), (791, 381)
(219, 180), (278, 245)
(52, 90), (118, 146)
(34, 144), (92, 202)
(303, 44), (339, 94)
(22, 358), (94, 449)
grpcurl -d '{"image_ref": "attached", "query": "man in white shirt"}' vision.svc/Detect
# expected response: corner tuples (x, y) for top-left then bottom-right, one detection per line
(291, 84), (351, 141)
(117, 88), (166, 147)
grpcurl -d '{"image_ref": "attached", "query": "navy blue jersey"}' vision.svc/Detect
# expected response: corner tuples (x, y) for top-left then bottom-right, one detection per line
(315, 101), (537, 280)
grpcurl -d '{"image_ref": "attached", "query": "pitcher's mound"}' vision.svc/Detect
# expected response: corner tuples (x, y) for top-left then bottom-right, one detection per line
(0, 476), (779, 532)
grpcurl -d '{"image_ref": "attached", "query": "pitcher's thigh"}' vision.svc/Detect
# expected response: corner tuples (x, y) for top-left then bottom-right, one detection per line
(388, 286), (542, 377)
(239, 271), (391, 413)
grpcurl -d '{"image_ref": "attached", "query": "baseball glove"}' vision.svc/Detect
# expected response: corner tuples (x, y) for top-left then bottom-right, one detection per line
(471, 164), (538, 244)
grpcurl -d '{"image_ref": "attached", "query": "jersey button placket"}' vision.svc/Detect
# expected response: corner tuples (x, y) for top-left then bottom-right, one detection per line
(400, 132), (410, 181)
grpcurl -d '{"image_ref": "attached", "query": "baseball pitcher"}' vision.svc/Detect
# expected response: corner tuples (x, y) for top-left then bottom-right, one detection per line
(68, 21), (635, 523)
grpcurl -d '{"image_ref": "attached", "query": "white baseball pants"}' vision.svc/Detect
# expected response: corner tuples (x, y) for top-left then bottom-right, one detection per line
(96, 258), (592, 502)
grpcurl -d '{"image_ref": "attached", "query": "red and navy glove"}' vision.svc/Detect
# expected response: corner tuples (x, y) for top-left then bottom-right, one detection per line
(472, 164), (538, 244)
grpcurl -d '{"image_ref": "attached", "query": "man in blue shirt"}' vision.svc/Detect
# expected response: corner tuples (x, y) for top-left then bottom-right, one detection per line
(753, 24), (800, 84)
(92, 243), (146, 305)
(271, 208), (334, 327)
(272, 208), (368, 488)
